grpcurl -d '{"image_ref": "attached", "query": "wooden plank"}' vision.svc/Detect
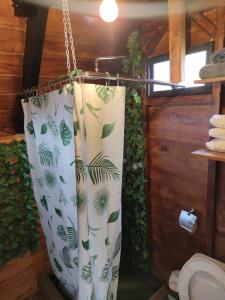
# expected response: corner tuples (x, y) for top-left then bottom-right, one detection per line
(195, 77), (225, 84)
(0, 76), (21, 94)
(0, 24), (26, 53)
(0, 134), (24, 144)
(187, 0), (225, 15)
(191, 12), (216, 39)
(22, 6), (49, 89)
(215, 5), (225, 50)
(0, 53), (23, 75)
(38, 274), (64, 300)
(0, 110), (13, 124)
(192, 149), (225, 162)
(168, 0), (186, 83)
(0, 94), (18, 110)
(0, 237), (52, 300)
(0, 0), (26, 28)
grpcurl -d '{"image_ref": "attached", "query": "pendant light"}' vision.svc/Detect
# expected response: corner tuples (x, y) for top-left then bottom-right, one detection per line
(99, 0), (119, 22)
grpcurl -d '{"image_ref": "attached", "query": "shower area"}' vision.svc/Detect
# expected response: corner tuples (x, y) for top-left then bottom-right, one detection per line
(0, 0), (179, 299)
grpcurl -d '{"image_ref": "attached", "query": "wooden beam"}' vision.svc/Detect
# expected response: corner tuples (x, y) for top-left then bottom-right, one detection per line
(12, 4), (49, 133)
(168, 0), (186, 83)
(22, 6), (49, 88)
(191, 12), (216, 39)
(215, 5), (225, 50)
(187, 0), (225, 15)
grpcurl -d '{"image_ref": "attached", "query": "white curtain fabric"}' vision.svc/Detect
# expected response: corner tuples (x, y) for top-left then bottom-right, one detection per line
(23, 83), (125, 300)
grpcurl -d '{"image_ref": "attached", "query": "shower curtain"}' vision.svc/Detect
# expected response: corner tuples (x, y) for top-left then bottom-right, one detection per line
(23, 83), (125, 300)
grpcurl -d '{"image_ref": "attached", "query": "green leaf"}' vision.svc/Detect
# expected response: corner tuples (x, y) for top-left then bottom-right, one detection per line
(100, 258), (110, 281)
(55, 208), (62, 217)
(81, 261), (92, 283)
(86, 102), (101, 118)
(61, 246), (74, 269)
(93, 188), (109, 216)
(73, 257), (78, 267)
(71, 158), (86, 183)
(101, 123), (115, 139)
(113, 232), (122, 259)
(108, 210), (120, 223)
(44, 170), (57, 188)
(47, 115), (59, 137)
(82, 240), (90, 251)
(77, 189), (87, 214)
(64, 104), (73, 114)
(27, 121), (35, 137)
(95, 85), (116, 104)
(54, 258), (63, 273)
(40, 123), (48, 134)
(30, 95), (45, 109)
(112, 265), (119, 281)
(60, 120), (72, 146)
(40, 195), (48, 211)
(67, 217), (78, 250)
(59, 175), (66, 184)
(87, 152), (120, 185)
(38, 143), (54, 167)
(57, 225), (67, 241)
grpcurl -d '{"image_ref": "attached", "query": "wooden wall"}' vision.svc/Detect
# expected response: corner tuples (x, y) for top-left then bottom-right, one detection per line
(39, 8), (141, 83)
(142, 5), (225, 282)
(142, 9), (216, 57)
(146, 95), (214, 280)
(0, 236), (52, 300)
(0, 1), (26, 136)
(0, 3), (140, 136)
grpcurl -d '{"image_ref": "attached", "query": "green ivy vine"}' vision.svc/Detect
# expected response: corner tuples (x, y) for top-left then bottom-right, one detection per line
(122, 31), (149, 271)
(0, 140), (40, 267)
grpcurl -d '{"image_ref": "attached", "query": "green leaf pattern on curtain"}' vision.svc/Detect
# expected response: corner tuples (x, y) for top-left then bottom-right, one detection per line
(23, 89), (78, 297)
(73, 82), (125, 300)
(23, 83), (125, 300)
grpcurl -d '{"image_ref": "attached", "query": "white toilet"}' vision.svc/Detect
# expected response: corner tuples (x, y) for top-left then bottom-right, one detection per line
(149, 253), (225, 300)
(178, 253), (225, 300)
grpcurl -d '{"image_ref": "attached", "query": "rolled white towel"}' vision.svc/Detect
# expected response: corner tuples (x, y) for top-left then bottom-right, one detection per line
(206, 139), (225, 152)
(209, 114), (225, 128)
(209, 128), (225, 140)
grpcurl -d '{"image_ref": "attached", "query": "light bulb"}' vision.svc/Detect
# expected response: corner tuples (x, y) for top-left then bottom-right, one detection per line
(99, 0), (119, 23)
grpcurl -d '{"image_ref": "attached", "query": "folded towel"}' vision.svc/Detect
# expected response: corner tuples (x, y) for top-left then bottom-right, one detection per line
(209, 114), (225, 128)
(206, 139), (225, 152)
(209, 128), (225, 140)
(211, 48), (225, 64)
(199, 62), (225, 79)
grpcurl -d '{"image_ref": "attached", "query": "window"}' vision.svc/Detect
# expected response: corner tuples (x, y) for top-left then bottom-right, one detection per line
(147, 43), (213, 96)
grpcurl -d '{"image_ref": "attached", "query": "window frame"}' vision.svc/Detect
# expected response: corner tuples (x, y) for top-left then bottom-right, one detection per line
(147, 43), (214, 97)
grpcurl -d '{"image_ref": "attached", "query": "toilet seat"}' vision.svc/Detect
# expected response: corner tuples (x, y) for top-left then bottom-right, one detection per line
(178, 253), (225, 300)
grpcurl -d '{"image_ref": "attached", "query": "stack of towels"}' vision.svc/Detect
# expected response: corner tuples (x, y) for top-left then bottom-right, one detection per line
(206, 115), (225, 152)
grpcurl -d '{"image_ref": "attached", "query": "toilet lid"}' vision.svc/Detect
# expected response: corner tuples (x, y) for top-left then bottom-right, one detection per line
(178, 254), (225, 300)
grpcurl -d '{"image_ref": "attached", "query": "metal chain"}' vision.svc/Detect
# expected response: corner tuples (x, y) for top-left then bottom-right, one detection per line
(61, 0), (77, 76)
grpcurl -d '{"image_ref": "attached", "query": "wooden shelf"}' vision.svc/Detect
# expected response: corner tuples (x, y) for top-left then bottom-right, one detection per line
(192, 149), (225, 162)
(194, 76), (225, 84)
